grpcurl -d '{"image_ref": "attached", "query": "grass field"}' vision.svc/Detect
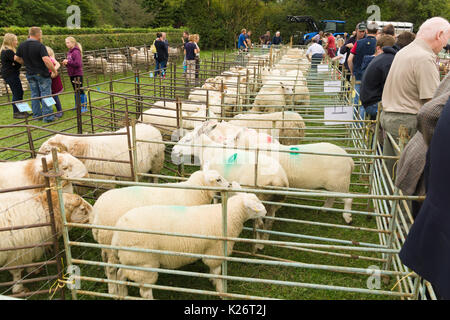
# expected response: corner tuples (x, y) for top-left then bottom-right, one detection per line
(0, 51), (400, 300)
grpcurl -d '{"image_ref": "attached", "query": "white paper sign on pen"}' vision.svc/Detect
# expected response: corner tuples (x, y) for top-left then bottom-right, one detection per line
(317, 64), (329, 73)
(42, 97), (56, 106)
(324, 106), (354, 125)
(324, 80), (342, 93)
(16, 102), (32, 112)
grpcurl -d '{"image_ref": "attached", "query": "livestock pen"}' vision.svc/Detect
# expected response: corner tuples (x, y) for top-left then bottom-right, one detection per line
(0, 46), (435, 300)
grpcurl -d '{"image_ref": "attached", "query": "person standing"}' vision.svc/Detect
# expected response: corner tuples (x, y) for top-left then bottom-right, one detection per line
(340, 23), (366, 74)
(360, 32), (415, 121)
(46, 46), (64, 118)
(398, 94), (450, 300)
(62, 36), (87, 113)
(154, 32), (168, 79)
(272, 31), (282, 45)
(325, 32), (336, 58)
(246, 30), (253, 49)
(181, 31), (189, 74)
(348, 22), (378, 110)
(194, 34), (201, 84)
(14, 27), (58, 123)
(306, 38), (326, 70)
(1, 33), (27, 119)
(184, 34), (198, 85)
(381, 17), (449, 176)
(238, 29), (248, 51)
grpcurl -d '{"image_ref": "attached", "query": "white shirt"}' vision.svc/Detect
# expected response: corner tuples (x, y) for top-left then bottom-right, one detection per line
(337, 51), (347, 64)
(306, 43), (325, 56)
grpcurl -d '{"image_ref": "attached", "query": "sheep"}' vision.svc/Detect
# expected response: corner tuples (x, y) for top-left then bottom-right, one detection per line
(0, 153), (88, 194)
(38, 123), (165, 185)
(172, 128), (289, 250)
(255, 142), (355, 224)
(91, 169), (231, 292)
(228, 111), (306, 145)
(0, 191), (92, 294)
(141, 107), (218, 138)
(108, 54), (127, 63)
(108, 192), (266, 299)
(153, 100), (206, 114)
(250, 83), (294, 113)
(192, 121), (280, 149)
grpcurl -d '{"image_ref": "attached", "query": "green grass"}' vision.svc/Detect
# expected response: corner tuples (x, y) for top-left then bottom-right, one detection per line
(0, 55), (398, 300)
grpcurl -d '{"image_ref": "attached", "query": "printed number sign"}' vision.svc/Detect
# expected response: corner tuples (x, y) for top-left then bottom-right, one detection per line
(42, 97), (56, 106)
(324, 81), (342, 93)
(324, 106), (354, 125)
(16, 102), (32, 112)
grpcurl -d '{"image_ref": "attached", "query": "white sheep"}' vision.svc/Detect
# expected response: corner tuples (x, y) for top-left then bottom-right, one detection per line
(256, 142), (355, 224)
(0, 192), (92, 294)
(109, 192), (266, 299)
(0, 153), (88, 194)
(228, 111), (306, 145)
(38, 123), (165, 184)
(91, 169), (231, 292)
(172, 129), (289, 249)
(141, 108), (218, 137)
(251, 83), (294, 113)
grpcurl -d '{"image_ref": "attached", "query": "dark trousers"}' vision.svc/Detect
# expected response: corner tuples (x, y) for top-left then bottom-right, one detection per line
(54, 95), (63, 112)
(70, 76), (84, 95)
(4, 75), (24, 114)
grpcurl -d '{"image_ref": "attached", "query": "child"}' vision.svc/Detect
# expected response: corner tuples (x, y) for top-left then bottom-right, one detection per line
(46, 46), (64, 118)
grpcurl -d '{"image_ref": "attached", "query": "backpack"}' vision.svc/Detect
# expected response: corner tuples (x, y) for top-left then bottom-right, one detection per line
(150, 40), (157, 54)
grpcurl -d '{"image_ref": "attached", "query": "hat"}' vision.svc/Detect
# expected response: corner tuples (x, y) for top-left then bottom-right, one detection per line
(367, 21), (380, 32)
(358, 22), (367, 31)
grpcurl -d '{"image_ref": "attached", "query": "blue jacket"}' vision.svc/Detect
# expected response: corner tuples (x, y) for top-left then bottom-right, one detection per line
(353, 35), (377, 80)
(360, 45), (400, 107)
(399, 97), (450, 299)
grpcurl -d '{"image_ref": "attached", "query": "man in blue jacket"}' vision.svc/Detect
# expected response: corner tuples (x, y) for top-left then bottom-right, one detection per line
(360, 32), (416, 120)
(238, 29), (248, 51)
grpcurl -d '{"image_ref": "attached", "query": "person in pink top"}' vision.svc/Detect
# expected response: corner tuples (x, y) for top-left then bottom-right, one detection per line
(46, 46), (63, 118)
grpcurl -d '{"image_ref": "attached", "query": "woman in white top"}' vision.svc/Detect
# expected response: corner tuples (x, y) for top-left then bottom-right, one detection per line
(332, 38), (347, 68)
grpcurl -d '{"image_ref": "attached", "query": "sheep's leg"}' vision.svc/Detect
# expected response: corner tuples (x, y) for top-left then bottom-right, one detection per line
(26, 266), (41, 276)
(125, 263), (159, 300)
(342, 198), (353, 225)
(115, 268), (129, 298)
(10, 269), (28, 294)
(208, 265), (223, 294)
(253, 218), (266, 252)
(257, 205), (280, 251)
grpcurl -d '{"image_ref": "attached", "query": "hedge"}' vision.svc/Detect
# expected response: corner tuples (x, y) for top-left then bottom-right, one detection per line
(0, 26), (184, 36)
(0, 31), (185, 53)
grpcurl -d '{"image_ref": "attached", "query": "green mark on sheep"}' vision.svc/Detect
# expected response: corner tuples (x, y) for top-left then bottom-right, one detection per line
(227, 153), (238, 164)
(290, 147), (301, 156)
(170, 206), (188, 212)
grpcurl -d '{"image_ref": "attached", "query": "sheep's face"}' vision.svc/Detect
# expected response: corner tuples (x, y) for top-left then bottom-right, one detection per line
(203, 170), (230, 188)
(39, 136), (69, 154)
(171, 121), (218, 165)
(56, 153), (89, 181)
(242, 194), (267, 220)
(63, 194), (92, 224)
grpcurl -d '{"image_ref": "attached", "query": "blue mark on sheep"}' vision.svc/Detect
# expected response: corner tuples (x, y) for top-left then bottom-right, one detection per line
(227, 153), (238, 164)
(170, 206), (188, 212)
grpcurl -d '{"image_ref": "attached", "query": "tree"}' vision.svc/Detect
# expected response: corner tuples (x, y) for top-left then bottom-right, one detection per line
(117, 0), (155, 27)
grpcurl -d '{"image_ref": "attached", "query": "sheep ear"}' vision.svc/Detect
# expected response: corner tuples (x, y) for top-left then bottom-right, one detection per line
(202, 161), (210, 173)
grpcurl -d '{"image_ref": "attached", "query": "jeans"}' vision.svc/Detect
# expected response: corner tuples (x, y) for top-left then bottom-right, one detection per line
(311, 54), (323, 71)
(363, 102), (379, 120)
(26, 74), (54, 122)
(155, 60), (167, 77)
(4, 75), (24, 114)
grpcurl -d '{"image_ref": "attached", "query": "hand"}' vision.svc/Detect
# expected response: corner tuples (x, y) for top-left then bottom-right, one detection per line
(62, 59), (68, 66)
(51, 71), (58, 79)
(346, 43), (354, 49)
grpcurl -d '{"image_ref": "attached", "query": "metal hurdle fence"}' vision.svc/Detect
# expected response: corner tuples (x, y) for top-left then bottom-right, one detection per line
(0, 45), (435, 299)
(0, 157), (65, 300)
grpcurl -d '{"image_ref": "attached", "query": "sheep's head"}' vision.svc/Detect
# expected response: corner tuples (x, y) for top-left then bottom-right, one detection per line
(39, 135), (68, 154)
(56, 153), (88, 180)
(201, 170), (230, 188)
(241, 193), (267, 220)
(63, 194), (92, 224)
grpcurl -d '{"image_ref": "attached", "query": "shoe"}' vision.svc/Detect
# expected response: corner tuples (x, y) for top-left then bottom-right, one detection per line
(55, 112), (63, 118)
(13, 113), (27, 119)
